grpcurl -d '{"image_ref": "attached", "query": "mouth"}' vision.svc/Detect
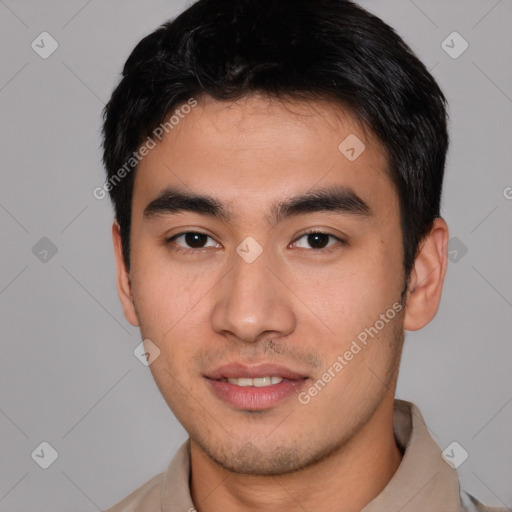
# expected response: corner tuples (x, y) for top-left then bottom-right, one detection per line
(205, 362), (308, 381)
(217, 376), (289, 387)
(204, 362), (309, 410)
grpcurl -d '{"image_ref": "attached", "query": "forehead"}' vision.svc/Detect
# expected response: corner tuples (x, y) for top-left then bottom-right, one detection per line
(132, 93), (396, 219)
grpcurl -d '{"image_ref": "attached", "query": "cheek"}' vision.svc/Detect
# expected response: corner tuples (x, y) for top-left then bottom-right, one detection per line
(130, 247), (216, 342)
(287, 244), (401, 340)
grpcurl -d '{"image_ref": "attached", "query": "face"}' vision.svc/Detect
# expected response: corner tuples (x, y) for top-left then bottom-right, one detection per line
(119, 93), (408, 475)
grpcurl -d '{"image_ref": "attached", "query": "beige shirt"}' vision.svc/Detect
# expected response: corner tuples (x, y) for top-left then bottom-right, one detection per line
(103, 399), (506, 512)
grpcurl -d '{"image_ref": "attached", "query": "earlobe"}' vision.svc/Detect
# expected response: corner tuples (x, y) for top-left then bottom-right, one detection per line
(403, 217), (449, 332)
(112, 221), (140, 327)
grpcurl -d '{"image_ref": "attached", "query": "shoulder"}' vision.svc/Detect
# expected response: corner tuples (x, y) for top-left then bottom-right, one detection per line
(461, 490), (510, 512)
(102, 471), (165, 512)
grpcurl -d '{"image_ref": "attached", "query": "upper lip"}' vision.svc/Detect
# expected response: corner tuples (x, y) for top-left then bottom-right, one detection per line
(205, 362), (309, 380)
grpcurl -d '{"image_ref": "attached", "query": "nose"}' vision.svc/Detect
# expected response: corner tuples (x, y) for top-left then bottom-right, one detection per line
(210, 246), (297, 344)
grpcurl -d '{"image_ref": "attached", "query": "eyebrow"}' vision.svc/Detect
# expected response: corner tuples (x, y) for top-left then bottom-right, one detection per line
(143, 185), (372, 225)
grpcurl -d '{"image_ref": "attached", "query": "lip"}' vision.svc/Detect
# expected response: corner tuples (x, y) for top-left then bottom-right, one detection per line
(206, 378), (308, 410)
(205, 362), (308, 380)
(204, 362), (309, 411)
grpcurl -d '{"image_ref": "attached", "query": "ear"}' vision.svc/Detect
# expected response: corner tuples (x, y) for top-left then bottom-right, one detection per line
(112, 221), (140, 327)
(403, 217), (449, 331)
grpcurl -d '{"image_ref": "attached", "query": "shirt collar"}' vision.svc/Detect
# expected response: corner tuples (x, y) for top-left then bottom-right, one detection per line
(161, 399), (463, 511)
(361, 399), (463, 511)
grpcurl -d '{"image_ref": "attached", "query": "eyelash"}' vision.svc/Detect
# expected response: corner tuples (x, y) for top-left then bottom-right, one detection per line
(165, 230), (346, 255)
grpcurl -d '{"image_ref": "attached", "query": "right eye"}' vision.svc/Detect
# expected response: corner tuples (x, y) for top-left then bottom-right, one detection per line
(166, 231), (220, 252)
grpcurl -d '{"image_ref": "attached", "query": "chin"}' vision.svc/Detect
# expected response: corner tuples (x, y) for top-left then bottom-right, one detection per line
(194, 435), (335, 476)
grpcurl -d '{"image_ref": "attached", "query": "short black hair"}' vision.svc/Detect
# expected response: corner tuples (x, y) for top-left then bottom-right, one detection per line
(102, 0), (449, 292)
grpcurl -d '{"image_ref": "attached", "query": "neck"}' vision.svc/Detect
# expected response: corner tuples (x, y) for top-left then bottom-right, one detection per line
(190, 393), (402, 512)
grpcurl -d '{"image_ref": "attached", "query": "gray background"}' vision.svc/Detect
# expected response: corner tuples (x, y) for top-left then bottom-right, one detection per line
(0, 0), (511, 510)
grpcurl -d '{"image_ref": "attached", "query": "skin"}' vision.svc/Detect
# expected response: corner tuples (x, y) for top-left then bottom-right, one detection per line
(112, 93), (449, 512)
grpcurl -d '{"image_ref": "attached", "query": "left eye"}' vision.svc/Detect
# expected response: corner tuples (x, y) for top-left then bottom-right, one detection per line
(292, 232), (343, 250)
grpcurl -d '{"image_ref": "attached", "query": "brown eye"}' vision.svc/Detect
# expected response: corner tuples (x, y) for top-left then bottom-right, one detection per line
(167, 232), (219, 250)
(306, 233), (330, 249)
(293, 231), (345, 251)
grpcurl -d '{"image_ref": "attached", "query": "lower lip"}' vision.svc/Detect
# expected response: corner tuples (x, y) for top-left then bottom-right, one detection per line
(206, 378), (308, 410)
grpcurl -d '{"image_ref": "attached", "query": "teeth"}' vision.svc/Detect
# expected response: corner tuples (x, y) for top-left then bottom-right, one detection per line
(226, 376), (283, 387)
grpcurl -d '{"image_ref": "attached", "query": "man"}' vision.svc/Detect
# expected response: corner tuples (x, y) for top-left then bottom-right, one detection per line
(100, 0), (506, 510)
